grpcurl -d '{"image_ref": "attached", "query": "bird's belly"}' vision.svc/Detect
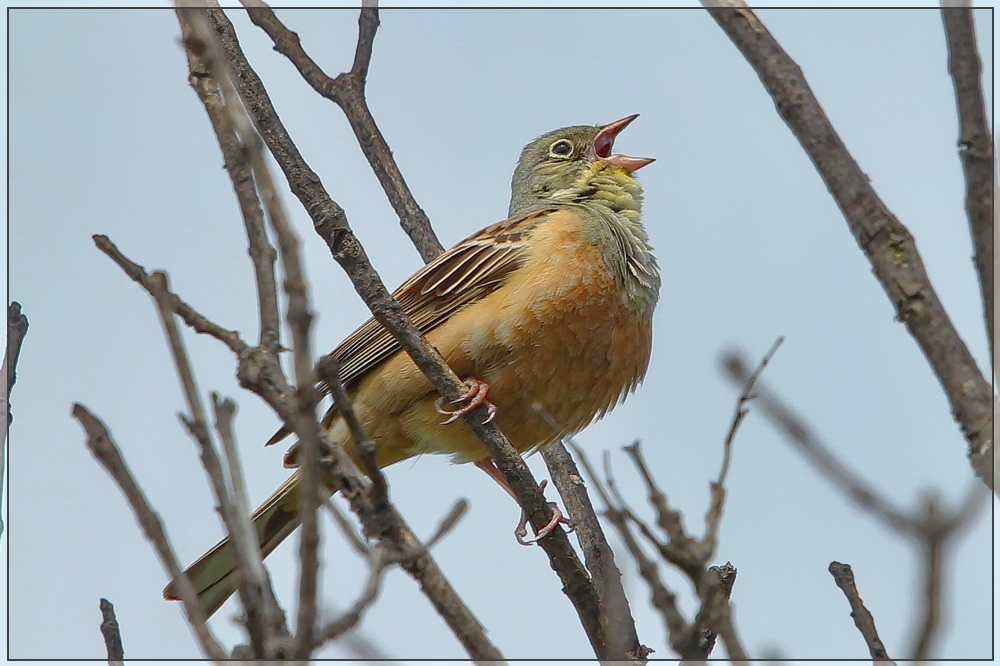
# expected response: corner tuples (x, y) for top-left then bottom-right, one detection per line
(392, 231), (652, 464)
(482, 274), (652, 455)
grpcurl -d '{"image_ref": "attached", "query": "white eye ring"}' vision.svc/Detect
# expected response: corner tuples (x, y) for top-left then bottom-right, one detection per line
(549, 139), (573, 158)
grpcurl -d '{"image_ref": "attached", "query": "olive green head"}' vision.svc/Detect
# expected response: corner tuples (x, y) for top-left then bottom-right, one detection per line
(508, 115), (653, 217)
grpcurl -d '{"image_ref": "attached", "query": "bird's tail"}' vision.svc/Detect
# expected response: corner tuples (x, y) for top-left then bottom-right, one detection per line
(162, 472), (308, 618)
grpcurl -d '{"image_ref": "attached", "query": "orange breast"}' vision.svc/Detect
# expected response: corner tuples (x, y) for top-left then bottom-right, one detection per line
(333, 208), (654, 468)
(467, 209), (653, 451)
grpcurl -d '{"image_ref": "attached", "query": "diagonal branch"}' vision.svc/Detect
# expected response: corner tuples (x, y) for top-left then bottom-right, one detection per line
(940, 2), (994, 364)
(535, 407), (647, 660)
(540, 444), (646, 659)
(702, 0), (993, 493)
(209, 7), (610, 658)
(828, 562), (895, 664)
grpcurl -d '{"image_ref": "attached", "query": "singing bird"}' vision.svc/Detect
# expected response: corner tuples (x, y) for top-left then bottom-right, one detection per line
(164, 114), (660, 617)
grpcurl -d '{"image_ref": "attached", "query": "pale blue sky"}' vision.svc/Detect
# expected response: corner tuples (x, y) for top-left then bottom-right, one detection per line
(5, 5), (995, 661)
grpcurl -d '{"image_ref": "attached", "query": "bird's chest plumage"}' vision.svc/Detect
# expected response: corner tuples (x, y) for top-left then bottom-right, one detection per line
(456, 209), (654, 451)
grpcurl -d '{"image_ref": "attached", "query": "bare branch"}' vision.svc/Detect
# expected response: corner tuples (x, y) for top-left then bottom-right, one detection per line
(72, 405), (228, 662)
(99, 598), (125, 666)
(725, 350), (989, 660)
(608, 498), (685, 651)
(3, 302), (28, 405)
(177, 9), (323, 653)
(173, 10), (508, 660)
(240, 3), (444, 261)
(208, 8), (606, 657)
(702, 0), (993, 492)
(941, 2), (994, 361)
(535, 406), (646, 659)
(350, 4), (379, 83)
(1, 302), (29, 538)
(828, 562), (895, 664)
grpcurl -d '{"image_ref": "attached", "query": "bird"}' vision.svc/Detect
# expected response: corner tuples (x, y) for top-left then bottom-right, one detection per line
(164, 114), (660, 618)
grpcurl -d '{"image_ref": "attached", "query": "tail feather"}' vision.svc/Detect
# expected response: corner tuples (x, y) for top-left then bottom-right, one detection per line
(163, 473), (305, 618)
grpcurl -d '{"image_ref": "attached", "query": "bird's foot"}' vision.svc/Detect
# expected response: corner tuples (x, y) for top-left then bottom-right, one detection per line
(514, 480), (574, 545)
(435, 377), (497, 425)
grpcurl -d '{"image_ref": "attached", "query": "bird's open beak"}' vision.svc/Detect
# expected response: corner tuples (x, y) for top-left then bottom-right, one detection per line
(595, 114), (655, 173)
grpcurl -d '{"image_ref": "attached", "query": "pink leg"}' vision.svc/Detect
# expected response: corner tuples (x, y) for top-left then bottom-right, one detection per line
(474, 459), (572, 546)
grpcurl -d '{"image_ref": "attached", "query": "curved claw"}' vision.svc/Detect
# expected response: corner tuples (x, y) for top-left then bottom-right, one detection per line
(514, 480), (573, 546)
(435, 377), (496, 425)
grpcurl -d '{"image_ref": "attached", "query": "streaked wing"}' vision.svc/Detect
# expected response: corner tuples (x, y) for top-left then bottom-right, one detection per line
(267, 207), (552, 447)
(333, 208), (549, 388)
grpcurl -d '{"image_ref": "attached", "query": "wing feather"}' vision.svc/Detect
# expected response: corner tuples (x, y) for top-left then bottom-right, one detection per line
(333, 210), (547, 386)
(267, 208), (553, 447)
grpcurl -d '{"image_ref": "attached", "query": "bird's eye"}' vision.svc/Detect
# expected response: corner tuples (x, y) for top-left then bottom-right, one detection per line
(549, 139), (574, 158)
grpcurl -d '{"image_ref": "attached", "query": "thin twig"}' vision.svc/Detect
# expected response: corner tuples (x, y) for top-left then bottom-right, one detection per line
(317, 356), (384, 500)
(317, 546), (397, 646)
(210, 392), (288, 651)
(424, 499), (469, 550)
(99, 598), (125, 666)
(588, 442), (749, 659)
(906, 485), (987, 659)
(341, 630), (400, 663)
(828, 562), (895, 663)
(324, 498), (371, 557)
(940, 2), (994, 362)
(620, 443), (704, 581)
(704, 337), (784, 557)
(702, 0), (993, 492)
(72, 405), (227, 662)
